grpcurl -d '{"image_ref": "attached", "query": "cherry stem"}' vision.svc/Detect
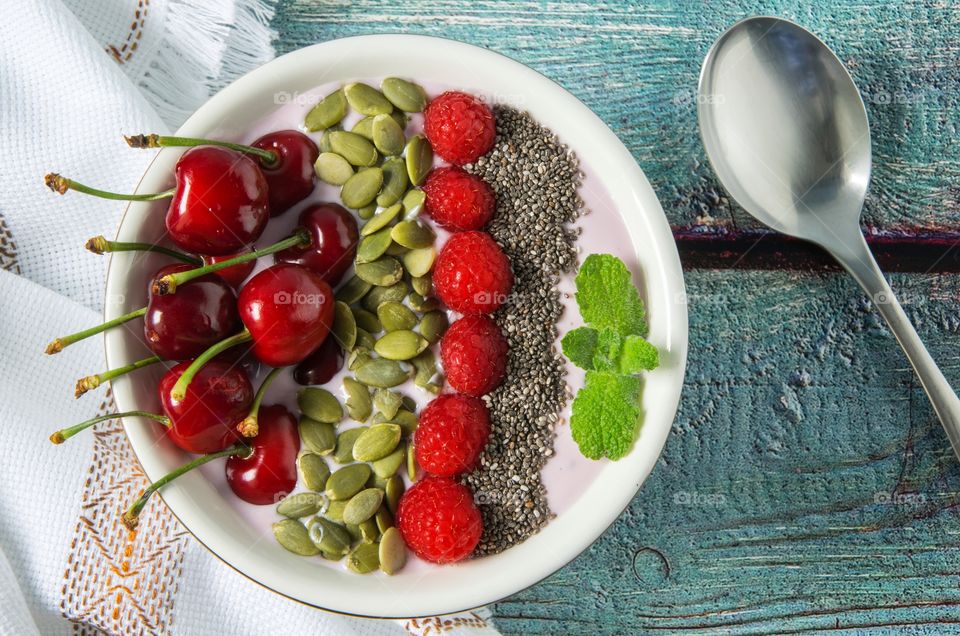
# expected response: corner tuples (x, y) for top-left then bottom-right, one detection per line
(46, 307), (147, 354)
(122, 443), (251, 530)
(125, 134), (279, 168)
(50, 410), (169, 445)
(76, 355), (163, 398)
(170, 330), (253, 401)
(44, 173), (174, 201)
(238, 367), (283, 437)
(153, 229), (309, 295)
(86, 235), (201, 265)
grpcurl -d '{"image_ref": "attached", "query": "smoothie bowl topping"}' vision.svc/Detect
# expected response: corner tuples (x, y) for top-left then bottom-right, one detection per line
(43, 77), (659, 576)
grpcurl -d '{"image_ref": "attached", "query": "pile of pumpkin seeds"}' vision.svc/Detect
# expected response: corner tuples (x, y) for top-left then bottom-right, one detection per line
(271, 78), (451, 574)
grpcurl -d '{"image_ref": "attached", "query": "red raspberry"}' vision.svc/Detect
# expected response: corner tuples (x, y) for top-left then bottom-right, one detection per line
(441, 315), (508, 397)
(396, 476), (483, 563)
(423, 91), (496, 166)
(415, 394), (491, 476)
(423, 167), (495, 231)
(434, 231), (513, 314)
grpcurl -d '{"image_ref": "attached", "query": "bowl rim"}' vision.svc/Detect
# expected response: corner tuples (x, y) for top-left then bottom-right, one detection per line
(104, 33), (688, 618)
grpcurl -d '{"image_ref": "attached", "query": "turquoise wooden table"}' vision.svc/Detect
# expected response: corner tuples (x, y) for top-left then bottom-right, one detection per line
(273, 1), (960, 633)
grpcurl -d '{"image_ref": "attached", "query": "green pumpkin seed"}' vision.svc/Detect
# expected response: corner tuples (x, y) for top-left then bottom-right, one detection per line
(385, 242), (409, 257)
(408, 293), (440, 312)
(375, 330), (428, 361)
(318, 125), (340, 153)
(347, 541), (380, 573)
(381, 77), (427, 113)
(376, 506), (394, 533)
(323, 499), (348, 522)
(351, 307), (382, 334)
(405, 134), (433, 186)
(359, 518), (380, 543)
(406, 441), (418, 480)
(297, 453), (331, 490)
(343, 377), (372, 422)
(385, 475), (404, 515)
(326, 463), (372, 500)
(373, 389), (403, 420)
(273, 519), (320, 556)
(329, 131), (379, 167)
(420, 310), (449, 344)
(372, 445), (405, 478)
(411, 274), (432, 296)
(411, 349), (440, 388)
(372, 114), (405, 156)
(401, 395), (417, 411)
(342, 488), (384, 525)
(336, 275), (372, 305)
(379, 527), (407, 575)
(358, 204), (377, 220)
(362, 280), (408, 312)
(351, 116), (375, 140)
(402, 188), (426, 219)
(347, 347), (373, 372)
(355, 226), (393, 264)
(277, 491), (325, 519)
(298, 388), (343, 424)
(355, 329), (376, 350)
(340, 167), (383, 209)
(299, 417), (336, 455)
(402, 247), (436, 278)
(352, 423), (401, 462)
(377, 301), (417, 332)
(305, 89), (347, 131)
(391, 220), (435, 249)
(314, 152), (354, 186)
(344, 82), (393, 116)
(360, 202), (402, 236)
(354, 358), (409, 388)
(393, 409), (418, 436)
(355, 256), (403, 286)
(391, 110), (409, 130)
(331, 301), (357, 351)
(307, 516), (351, 556)
(333, 427), (367, 464)
(345, 522), (363, 542)
(377, 158), (409, 207)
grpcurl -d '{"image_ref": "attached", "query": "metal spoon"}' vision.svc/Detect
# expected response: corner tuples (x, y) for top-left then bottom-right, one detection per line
(698, 16), (960, 459)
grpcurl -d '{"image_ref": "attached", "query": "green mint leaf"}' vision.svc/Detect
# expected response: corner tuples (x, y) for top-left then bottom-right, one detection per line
(592, 328), (622, 371)
(618, 335), (660, 374)
(570, 370), (643, 460)
(561, 327), (598, 370)
(575, 254), (648, 337)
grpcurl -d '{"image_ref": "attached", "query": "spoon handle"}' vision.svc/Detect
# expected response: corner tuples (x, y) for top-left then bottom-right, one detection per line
(832, 232), (960, 460)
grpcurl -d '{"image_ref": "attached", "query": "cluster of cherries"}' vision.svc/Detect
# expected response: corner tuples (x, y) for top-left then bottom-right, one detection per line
(46, 128), (363, 528)
(395, 92), (515, 564)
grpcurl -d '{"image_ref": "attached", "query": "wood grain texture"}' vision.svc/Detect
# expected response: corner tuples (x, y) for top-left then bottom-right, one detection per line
(271, 1), (960, 632)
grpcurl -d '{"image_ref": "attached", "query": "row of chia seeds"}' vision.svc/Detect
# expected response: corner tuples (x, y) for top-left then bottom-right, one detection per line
(462, 105), (583, 555)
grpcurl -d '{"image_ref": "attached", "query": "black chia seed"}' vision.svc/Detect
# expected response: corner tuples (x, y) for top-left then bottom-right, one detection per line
(462, 105), (583, 555)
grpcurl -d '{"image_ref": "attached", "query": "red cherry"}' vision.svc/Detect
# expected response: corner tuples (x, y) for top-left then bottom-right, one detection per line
(293, 336), (344, 385)
(238, 263), (335, 367)
(158, 359), (253, 453)
(251, 130), (319, 216)
(144, 263), (240, 360)
(275, 203), (358, 286)
(166, 146), (270, 255)
(225, 404), (300, 504)
(202, 248), (256, 289)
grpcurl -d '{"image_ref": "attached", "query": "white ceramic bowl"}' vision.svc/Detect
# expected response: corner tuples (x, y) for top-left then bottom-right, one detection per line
(104, 35), (687, 618)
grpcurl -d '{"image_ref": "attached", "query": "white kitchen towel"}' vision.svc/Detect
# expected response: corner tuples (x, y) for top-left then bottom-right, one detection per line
(0, 1), (500, 634)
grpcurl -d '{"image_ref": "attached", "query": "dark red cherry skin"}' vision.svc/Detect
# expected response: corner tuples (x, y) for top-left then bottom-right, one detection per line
(237, 263), (335, 367)
(225, 404), (300, 504)
(202, 248), (256, 289)
(144, 264), (240, 360)
(275, 203), (358, 286)
(214, 345), (261, 380)
(158, 360), (253, 454)
(166, 146), (270, 255)
(293, 336), (344, 385)
(252, 130), (319, 216)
